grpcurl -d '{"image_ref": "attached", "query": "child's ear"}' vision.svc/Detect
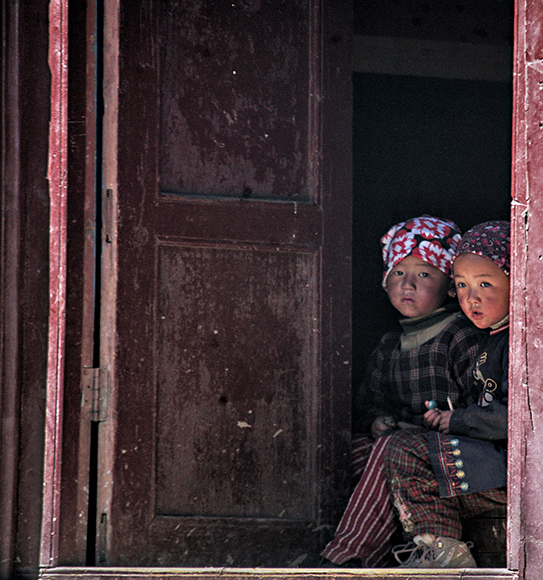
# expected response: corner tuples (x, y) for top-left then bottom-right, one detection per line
(448, 280), (456, 298)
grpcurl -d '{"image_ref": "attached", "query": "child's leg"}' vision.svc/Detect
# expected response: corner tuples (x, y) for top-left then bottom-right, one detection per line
(385, 430), (508, 541)
(351, 434), (374, 481)
(321, 435), (397, 566)
(384, 429), (464, 539)
(454, 488), (507, 518)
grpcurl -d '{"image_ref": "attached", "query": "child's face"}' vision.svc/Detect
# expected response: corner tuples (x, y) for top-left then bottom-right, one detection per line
(453, 253), (510, 329)
(386, 255), (451, 318)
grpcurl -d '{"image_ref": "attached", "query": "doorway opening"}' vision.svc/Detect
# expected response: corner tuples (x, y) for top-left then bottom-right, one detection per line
(351, 0), (513, 391)
(349, 0), (514, 569)
(60, 0), (515, 570)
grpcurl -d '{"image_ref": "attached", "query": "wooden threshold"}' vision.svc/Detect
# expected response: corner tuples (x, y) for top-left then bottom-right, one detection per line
(40, 566), (519, 580)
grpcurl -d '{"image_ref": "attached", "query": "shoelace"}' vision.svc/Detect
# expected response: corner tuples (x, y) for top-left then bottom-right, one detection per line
(392, 539), (475, 567)
(392, 541), (432, 566)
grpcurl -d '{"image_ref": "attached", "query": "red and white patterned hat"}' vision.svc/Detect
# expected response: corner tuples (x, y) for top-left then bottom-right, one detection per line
(381, 215), (462, 288)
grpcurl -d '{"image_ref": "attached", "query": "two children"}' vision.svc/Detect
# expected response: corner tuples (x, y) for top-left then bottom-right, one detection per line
(321, 216), (486, 566)
(384, 220), (510, 568)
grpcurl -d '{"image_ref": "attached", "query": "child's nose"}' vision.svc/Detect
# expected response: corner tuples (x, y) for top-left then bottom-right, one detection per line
(401, 273), (416, 288)
(467, 288), (480, 303)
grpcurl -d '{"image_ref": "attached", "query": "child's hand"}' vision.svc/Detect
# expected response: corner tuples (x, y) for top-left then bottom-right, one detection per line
(424, 408), (442, 430)
(437, 410), (453, 434)
(371, 416), (396, 439)
(424, 400), (442, 430)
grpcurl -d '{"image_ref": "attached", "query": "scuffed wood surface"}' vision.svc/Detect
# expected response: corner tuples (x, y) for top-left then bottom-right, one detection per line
(41, 566), (519, 580)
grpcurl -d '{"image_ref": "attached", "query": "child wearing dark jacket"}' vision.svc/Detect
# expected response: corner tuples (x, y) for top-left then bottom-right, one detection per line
(321, 216), (486, 567)
(384, 221), (510, 569)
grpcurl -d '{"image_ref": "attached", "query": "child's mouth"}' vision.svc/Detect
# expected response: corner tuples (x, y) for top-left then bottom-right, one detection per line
(471, 310), (484, 320)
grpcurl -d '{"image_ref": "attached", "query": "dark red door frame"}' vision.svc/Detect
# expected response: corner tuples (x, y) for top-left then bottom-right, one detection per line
(40, 0), (542, 577)
(2, 1), (53, 576)
(509, 0), (543, 577)
(41, 0), (68, 568)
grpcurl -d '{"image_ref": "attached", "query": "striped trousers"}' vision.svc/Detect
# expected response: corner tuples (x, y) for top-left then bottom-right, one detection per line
(321, 434), (398, 566)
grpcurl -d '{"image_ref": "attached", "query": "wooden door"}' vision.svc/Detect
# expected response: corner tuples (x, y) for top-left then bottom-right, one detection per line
(96, 0), (352, 567)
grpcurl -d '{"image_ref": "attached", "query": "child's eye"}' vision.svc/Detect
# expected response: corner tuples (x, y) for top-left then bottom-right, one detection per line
(456, 282), (466, 288)
(481, 281), (491, 288)
(419, 272), (429, 278)
(392, 270), (403, 276)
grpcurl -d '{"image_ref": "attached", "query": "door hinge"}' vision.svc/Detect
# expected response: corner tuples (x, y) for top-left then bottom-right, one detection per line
(103, 188), (114, 245)
(97, 512), (108, 565)
(81, 367), (107, 422)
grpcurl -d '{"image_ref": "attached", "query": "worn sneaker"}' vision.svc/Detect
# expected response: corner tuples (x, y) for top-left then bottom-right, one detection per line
(392, 534), (477, 568)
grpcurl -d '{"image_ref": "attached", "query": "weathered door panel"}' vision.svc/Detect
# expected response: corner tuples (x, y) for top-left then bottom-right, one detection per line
(97, 0), (351, 566)
(155, 243), (318, 520)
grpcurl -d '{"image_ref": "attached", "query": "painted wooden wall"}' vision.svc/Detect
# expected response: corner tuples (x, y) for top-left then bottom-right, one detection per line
(0, 2), (51, 579)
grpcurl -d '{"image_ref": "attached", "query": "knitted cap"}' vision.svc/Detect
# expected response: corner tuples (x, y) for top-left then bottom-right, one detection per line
(453, 221), (511, 276)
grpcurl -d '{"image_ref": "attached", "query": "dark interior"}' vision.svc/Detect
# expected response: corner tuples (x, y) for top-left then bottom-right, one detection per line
(351, 0), (514, 388)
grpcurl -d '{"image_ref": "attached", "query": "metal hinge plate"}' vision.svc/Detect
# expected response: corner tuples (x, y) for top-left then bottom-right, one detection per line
(81, 367), (107, 422)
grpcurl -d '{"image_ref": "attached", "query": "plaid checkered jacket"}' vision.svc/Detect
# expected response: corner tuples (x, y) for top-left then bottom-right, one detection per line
(354, 307), (487, 433)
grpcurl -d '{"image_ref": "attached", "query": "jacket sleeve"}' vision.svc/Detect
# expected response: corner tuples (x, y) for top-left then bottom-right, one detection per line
(353, 333), (401, 433)
(448, 399), (507, 440)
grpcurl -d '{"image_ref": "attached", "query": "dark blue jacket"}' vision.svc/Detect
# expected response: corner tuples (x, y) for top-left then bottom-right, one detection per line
(427, 323), (508, 497)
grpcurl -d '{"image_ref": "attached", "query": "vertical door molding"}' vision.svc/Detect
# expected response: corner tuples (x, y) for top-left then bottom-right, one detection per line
(508, 0), (527, 573)
(0, 1), (22, 576)
(40, 0), (69, 568)
(510, 0), (543, 577)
